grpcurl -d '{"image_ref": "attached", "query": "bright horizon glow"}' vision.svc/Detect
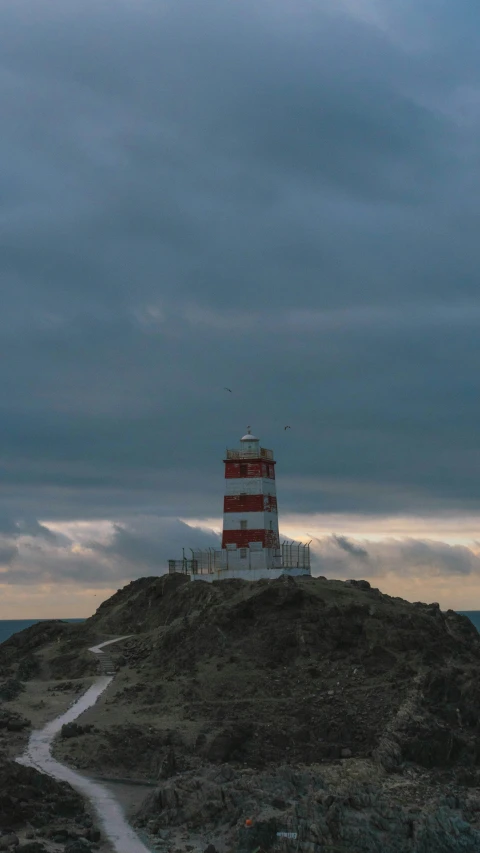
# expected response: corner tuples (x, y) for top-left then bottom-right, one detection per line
(2, 511), (480, 618)
(182, 512), (480, 547)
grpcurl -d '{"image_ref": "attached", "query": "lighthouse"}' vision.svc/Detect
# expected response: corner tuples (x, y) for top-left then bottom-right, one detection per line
(168, 428), (311, 581)
(222, 427), (280, 569)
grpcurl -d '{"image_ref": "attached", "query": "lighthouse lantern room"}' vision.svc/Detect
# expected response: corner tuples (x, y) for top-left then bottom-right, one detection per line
(168, 428), (311, 581)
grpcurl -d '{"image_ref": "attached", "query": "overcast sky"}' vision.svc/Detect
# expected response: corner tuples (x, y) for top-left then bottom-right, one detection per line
(2, 0), (480, 616)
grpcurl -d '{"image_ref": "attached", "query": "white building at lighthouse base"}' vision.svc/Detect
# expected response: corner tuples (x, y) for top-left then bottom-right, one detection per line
(168, 540), (311, 583)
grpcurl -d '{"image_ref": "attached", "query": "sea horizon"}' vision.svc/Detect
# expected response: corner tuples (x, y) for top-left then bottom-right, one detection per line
(0, 618), (86, 645)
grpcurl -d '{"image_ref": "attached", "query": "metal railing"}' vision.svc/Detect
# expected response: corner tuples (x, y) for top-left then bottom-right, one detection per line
(168, 548), (226, 575)
(280, 540), (311, 569)
(225, 447), (274, 460)
(168, 541), (311, 575)
(168, 559), (216, 575)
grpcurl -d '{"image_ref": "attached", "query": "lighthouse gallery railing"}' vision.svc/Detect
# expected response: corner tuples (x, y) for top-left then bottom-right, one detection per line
(225, 446), (274, 460)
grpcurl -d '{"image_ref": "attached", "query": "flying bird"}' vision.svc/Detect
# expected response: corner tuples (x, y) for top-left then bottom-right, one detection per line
(224, 387), (232, 392)
(284, 425), (291, 430)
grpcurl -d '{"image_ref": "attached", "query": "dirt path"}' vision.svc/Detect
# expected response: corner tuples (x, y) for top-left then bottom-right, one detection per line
(16, 637), (154, 853)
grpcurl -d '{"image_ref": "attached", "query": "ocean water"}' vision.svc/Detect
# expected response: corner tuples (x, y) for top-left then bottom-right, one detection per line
(0, 619), (85, 645)
(459, 612), (480, 632)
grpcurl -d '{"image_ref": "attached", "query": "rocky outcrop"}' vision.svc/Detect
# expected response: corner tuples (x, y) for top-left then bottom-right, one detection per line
(0, 758), (103, 852)
(134, 764), (480, 853)
(60, 723), (94, 739)
(0, 759), (87, 830)
(0, 709), (30, 732)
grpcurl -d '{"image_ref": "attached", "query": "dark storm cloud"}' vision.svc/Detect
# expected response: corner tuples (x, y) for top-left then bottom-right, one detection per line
(0, 0), (480, 547)
(333, 535), (369, 560)
(89, 519), (219, 567)
(0, 513), (58, 541)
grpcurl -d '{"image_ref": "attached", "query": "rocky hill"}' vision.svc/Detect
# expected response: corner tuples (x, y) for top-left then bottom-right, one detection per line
(63, 574), (480, 771)
(3, 573), (480, 852)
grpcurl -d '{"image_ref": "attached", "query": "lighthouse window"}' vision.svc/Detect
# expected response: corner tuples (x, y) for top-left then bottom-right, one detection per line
(240, 464), (247, 477)
(240, 520), (247, 529)
(240, 548), (247, 558)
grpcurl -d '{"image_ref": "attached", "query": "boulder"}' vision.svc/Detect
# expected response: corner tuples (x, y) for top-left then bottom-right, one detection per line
(60, 723), (93, 739)
(0, 711), (29, 731)
(345, 579), (371, 591)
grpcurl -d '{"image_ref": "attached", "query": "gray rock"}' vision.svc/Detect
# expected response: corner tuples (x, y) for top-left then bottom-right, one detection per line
(86, 830), (100, 843)
(64, 841), (91, 853)
(0, 834), (18, 851)
(345, 579), (371, 590)
(413, 808), (480, 853)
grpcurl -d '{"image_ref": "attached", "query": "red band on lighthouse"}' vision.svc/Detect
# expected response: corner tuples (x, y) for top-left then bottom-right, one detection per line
(224, 461), (275, 479)
(223, 495), (278, 513)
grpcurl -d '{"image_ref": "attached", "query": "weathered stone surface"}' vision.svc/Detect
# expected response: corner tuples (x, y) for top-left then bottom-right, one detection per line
(134, 765), (480, 853)
(345, 579), (371, 590)
(60, 723), (93, 739)
(0, 758), (89, 836)
(0, 712), (30, 732)
(0, 680), (25, 701)
(205, 725), (253, 763)
(64, 841), (91, 853)
(0, 833), (19, 850)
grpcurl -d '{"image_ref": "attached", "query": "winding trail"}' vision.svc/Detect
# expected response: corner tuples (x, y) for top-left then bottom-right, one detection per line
(16, 636), (152, 853)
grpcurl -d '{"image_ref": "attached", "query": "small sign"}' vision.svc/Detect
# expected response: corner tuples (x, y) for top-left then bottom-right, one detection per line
(276, 832), (297, 839)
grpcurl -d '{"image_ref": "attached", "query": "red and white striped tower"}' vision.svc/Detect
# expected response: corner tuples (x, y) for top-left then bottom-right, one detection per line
(222, 427), (280, 570)
(167, 426), (311, 579)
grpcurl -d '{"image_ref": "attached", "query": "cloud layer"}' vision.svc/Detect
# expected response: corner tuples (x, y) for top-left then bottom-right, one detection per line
(2, 514), (480, 603)
(1, 0), (480, 611)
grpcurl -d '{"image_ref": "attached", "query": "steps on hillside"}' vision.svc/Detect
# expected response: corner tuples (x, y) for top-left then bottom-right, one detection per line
(97, 652), (116, 675)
